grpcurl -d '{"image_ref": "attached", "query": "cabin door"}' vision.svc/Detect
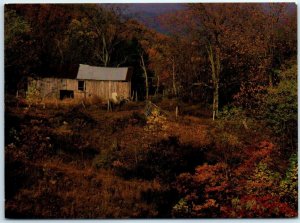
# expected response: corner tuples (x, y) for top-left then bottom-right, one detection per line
(60, 90), (74, 100)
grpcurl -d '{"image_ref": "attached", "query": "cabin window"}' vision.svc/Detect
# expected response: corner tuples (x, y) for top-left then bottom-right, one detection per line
(78, 80), (85, 91)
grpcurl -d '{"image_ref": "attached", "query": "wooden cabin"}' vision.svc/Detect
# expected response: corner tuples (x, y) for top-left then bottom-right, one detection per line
(27, 64), (132, 101)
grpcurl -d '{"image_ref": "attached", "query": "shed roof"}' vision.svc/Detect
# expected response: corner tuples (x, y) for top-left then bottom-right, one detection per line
(77, 64), (131, 81)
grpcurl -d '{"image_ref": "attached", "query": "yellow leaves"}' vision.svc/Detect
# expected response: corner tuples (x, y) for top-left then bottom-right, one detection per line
(245, 199), (257, 211)
(172, 198), (189, 216)
(26, 80), (42, 107)
(69, 18), (96, 39)
(231, 197), (240, 208)
(144, 108), (168, 134)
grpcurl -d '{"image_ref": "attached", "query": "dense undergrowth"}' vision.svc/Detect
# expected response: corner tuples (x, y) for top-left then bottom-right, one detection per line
(5, 63), (298, 218)
(5, 103), (297, 218)
(5, 103), (207, 218)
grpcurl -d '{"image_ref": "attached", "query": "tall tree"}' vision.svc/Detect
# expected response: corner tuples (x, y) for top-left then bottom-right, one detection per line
(5, 7), (36, 93)
(207, 45), (220, 120)
(81, 5), (128, 67)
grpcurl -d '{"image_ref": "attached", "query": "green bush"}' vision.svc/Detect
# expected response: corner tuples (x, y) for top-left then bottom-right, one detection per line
(258, 63), (297, 148)
(279, 153), (298, 209)
(219, 105), (245, 120)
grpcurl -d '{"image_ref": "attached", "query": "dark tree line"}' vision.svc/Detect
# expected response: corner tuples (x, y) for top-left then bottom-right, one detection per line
(5, 3), (297, 110)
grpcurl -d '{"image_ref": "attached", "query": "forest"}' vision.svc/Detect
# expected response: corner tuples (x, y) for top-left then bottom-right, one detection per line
(5, 3), (298, 218)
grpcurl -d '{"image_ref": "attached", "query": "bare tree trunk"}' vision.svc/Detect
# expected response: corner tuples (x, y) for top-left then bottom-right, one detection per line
(102, 34), (110, 67)
(208, 45), (220, 121)
(55, 38), (64, 66)
(215, 47), (220, 119)
(155, 74), (160, 96)
(140, 53), (149, 100)
(172, 58), (177, 96)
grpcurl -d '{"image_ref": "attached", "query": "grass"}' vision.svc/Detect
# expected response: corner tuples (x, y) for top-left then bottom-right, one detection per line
(5, 96), (295, 218)
(5, 100), (181, 218)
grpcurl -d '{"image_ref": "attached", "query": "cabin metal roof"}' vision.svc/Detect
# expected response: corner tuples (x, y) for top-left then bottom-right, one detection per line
(77, 64), (131, 81)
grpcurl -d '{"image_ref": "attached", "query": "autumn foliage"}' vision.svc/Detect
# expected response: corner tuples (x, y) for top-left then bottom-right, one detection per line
(5, 3), (298, 219)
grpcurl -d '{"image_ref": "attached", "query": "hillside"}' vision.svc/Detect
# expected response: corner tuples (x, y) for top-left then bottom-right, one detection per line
(5, 61), (298, 218)
(4, 3), (297, 218)
(124, 3), (185, 33)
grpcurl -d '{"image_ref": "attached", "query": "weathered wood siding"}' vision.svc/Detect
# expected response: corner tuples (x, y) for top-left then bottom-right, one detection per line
(28, 77), (131, 100)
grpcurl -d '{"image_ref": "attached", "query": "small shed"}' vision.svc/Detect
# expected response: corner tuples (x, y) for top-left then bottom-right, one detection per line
(27, 64), (132, 100)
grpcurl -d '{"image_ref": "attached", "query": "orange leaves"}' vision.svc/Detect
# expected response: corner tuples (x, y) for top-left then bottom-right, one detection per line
(174, 162), (229, 217)
(224, 195), (298, 218)
(192, 198), (218, 215)
(194, 162), (228, 184)
(148, 47), (159, 59)
(173, 137), (298, 217)
(233, 82), (268, 109)
(193, 163), (229, 202)
(205, 182), (229, 193)
(234, 140), (275, 177)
